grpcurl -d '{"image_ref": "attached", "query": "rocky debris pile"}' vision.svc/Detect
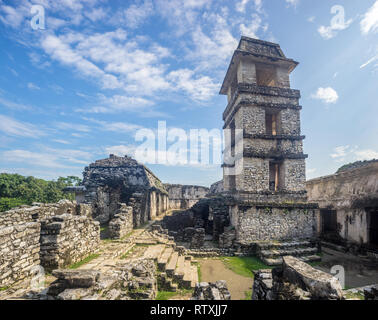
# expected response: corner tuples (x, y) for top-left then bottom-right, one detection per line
(190, 228), (205, 249)
(109, 204), (133, 239)
(364, 285), (378, 300)
(192, 281), (231, 300)
(44, 259), (157, 300)
(219, 227), (236, 248)
(252, 256), (344, 300)
(40, 214), (100, 271)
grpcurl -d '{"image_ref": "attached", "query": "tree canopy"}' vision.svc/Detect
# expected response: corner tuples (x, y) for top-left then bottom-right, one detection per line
(0, 173), (82, 212)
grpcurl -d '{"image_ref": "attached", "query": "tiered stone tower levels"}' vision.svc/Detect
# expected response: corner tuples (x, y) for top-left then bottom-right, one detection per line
(221, 37), (307, 198)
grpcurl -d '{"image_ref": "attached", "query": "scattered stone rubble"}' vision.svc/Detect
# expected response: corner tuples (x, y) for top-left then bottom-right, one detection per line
(108, 204), (133, 239)
(252, 256), (344, 300)
(45, 259), (157, 300)
(192, 281), (231, 300)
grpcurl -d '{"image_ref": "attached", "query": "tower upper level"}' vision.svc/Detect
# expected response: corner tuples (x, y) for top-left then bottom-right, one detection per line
(220, 37), (299, 101)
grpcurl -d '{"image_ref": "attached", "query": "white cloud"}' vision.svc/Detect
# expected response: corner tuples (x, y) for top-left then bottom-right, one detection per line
(1, 148), (93, 169)
(0, 96), (33, 110)
(54, 122), (92, 133)
(83, 117), (143, 133)
(360, 54), (378, 69)
(0, 114), (45, 138)
(307, 16), (315, 23)
(27, 82), (40, 90)
(240, 13), (263, 38)
(105, 145), (136, 157)
(123, 0), (154, 28)
(330, 146), (378, 162)
(167, 69), (219, 101)
(311, 87), (339, 104)
(361, 0), (378, 35)
(354, 149), (378, 160)
(331, 145), (350, 159)
(285, 0), (300, 8)
(236, 0), (250, 13)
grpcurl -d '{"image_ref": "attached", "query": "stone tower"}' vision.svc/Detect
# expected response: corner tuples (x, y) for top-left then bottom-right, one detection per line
(219, 37), (318, 243)
(221, 36), (307, 196)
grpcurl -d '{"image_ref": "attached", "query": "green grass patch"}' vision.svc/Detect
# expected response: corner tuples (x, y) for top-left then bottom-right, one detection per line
(120, 246), (136, 259)
(0, 286), (9, 291)
(244, 290), (252, 300)
(68, 253), (100, 269)
(220, 256), (272, 278)
(344, 291), (365, 300)
(155, 291), (178, 300)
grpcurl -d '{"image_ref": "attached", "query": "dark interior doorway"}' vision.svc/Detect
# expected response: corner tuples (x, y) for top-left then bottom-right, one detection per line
(321, 209), (338, 233)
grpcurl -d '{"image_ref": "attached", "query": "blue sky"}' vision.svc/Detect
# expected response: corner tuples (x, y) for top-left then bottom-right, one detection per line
(0, 0), (377, 187)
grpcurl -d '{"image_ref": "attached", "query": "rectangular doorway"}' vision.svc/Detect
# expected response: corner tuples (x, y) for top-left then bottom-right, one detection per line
(321, 209), (337, 234)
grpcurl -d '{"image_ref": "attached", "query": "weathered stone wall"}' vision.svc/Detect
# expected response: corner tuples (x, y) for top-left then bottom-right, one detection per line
(232, 206), (317, 243)
(210, 180), (224, 194)
(40, 214), (100, 271)
(164, 184), (209, 210)
(0, 200), (77, 227)
(0, 222), (40, 287)
(306, 162), (378, 245)
(109, 204), (133, 239)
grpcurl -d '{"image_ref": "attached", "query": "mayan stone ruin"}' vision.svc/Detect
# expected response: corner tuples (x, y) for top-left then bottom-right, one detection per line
(0, 37), (377, 302)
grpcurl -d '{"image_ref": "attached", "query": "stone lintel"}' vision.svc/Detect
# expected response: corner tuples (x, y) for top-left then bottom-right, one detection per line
(243, 133), (306, 141)
(223, 87), (301, 122)
(243, 151), (308, 160)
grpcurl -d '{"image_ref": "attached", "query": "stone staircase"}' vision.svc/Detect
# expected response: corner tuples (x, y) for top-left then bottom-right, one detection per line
(143, 244), (199, 291)
(254, 240), (321, 266)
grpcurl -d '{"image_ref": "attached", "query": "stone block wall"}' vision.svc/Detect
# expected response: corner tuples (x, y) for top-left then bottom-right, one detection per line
(109, 204), (133, 239)
(233, 206), (317, 243)
(164, 184), (210, 210)
(40, 214), (100, 271)
(0, 222), (40, 287)
(0, 200), (77, 227)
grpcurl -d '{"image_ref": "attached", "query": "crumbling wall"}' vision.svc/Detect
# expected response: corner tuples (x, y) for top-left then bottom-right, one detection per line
(164, 184), (209, 210)
(0, 222), (41, 287)
(40, 214), (100, 271)
(0, 200), (77, 227)
(210, 180), (224, 194)
(109, 204), (133, 239)
(192, 281), (231, 300)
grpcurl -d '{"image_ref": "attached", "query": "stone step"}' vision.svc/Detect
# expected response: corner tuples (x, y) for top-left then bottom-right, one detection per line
(256, 240), (313, 251)
(190, 265), (199, 288)
(321, 241), (345, 252)
(174, 256), (185, 281)
(262, 254), (321, 266)
(260, 247), (318, 259)
(143, 244), (165, 262)
(166, 252), (179, 277)
(158, 247), (174, 271)
(182, 260), (193, 289)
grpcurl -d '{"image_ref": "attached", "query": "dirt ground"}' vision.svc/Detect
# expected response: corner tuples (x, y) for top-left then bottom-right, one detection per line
(199, 259), (253, 300)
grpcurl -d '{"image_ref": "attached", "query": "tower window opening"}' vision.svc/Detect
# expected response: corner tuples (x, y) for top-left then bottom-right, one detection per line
(265, 111), (280, 136)
(269, 162), (283, 192)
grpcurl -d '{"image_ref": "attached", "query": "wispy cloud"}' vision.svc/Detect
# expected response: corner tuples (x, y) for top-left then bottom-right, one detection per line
(361, 0), (378, 35)
(0, 114), (45, 138)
